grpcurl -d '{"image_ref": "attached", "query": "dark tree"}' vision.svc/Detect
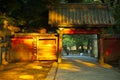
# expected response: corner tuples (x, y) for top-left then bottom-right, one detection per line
(67, 0), (83, 3)
(101, 0), (105, 3)
(0, 0), (60, 32)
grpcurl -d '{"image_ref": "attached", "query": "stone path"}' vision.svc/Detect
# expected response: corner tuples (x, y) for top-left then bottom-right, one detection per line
(0, 61), (53, 80)
(55, 56), (120, 80)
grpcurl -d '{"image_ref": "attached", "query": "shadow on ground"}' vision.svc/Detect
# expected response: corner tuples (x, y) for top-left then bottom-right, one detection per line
(0, 61), (54, 80)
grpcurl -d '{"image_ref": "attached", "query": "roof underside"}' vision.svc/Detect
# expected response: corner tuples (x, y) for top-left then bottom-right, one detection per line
(48, 4), (114, 27)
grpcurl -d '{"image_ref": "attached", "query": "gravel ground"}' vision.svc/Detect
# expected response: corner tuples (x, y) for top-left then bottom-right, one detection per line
(0, 61), (54, 80)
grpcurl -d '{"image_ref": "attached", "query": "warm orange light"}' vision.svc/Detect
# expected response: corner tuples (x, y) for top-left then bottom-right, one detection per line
(74, 59), (96, 67)
(100, 63), (112, 68)
(11, 34), (58, 61)
(19, 75), (34, 79)
(59, 63), (80, 71)
(37, 39), (57, 60)
(105, 50), (110, 56)
(10, 37), (33, 62)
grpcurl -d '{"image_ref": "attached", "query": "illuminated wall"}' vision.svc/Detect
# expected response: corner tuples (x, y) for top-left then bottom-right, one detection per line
(9, 33), (58, 62)
(37, 39), (57, 60)
(9, 36), (33, 62)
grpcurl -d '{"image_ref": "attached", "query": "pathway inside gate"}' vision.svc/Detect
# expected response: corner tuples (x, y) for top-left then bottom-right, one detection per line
(0, 61), (53, 80)
(55, 56), (120, 80)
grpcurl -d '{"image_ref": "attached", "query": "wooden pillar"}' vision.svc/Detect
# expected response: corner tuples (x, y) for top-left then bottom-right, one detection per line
(99, 35), (104, 64)
(57, 28), (63, 63)
(98, 28), (105, 64)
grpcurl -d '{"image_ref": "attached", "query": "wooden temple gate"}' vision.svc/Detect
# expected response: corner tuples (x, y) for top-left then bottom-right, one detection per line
(48, 3), (114, 63)
(0, 3), (117, 64)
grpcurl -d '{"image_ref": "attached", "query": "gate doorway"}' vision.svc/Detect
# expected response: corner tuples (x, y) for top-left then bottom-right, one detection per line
(62, 34), (98, 60)
(37, 38), (58, 60)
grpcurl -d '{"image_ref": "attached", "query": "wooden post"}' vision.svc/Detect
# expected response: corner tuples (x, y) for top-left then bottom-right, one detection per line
(99, 35), (104, 64)
(98, 28), (105, 64)
(57, 28), (63, 63)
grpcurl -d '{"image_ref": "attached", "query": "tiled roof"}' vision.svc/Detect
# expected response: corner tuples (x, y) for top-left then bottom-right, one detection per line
(48, 3), (114, 27)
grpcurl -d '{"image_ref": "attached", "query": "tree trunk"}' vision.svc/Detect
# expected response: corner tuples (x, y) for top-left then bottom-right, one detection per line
(81, 45), (84, 53)
(101, 0), (105, 3)
(63, 45), (69, 56)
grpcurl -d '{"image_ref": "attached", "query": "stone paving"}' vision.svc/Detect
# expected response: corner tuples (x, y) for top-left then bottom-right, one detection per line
(55, 56), (120, 80)
(0, 56), (120, 80)
(0, 61), (53, 80)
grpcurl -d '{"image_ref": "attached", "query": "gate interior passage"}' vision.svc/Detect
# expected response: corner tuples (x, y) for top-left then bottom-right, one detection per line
(37, 38), (58, 60)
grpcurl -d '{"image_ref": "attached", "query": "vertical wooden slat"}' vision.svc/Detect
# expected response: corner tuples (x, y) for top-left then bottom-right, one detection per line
(64, 8), (67, 24)
(105, 9), (109, 24)
(101, 9), (104, 24)
(104, 9), (107, 24)
(95, 8), (98, 24)
(64, 8), (67, 25)
(48, 10), (51, 24)
(55, 8), (58, 24)
(59, 8), (62, 25)
(92, 8), (95, 24)
(78, 8), (81, 24)
(69, 8), (72, 24)
(65, 8), (68, 24)
(83, 9), (86, 24)
(98, 9), (102, 24)
(70, 8), (73, 24)
(67, 8), (70, 24)
(73, 8), (76, 24)
(57, 8), (61, 24)
(86, 9), (89, 24)
(54, 8), (57, 24)
(102, 9), (106, 24)
(87, 8), (90, 24)
(62, 8), (65, 24)
(96, 8), (100, 24)
(80, 9), (84, 24)
(52, 10), (55, 24)
(90, 9), (93, 24)
(76, 8), (79, 24)
(62, 8), (64, 24)
(73, 8), (75, 24)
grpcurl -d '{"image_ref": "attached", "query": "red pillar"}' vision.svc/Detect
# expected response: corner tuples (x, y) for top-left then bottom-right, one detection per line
(98, 34), (104, 64)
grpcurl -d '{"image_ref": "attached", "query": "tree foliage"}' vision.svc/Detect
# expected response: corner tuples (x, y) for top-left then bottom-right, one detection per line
(113, 4), (120, 33)
(66, 0), (120, 4)
(63, 34), (92, 52)
(63, 35), (75, 47)
(0, 0), (119, 33)
(0, 0), (60, 32)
